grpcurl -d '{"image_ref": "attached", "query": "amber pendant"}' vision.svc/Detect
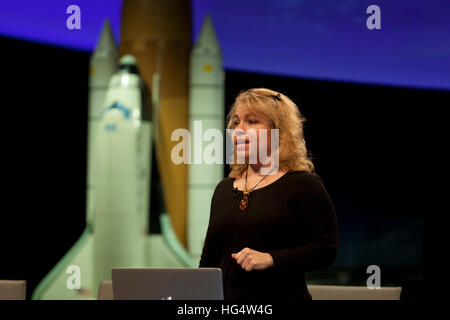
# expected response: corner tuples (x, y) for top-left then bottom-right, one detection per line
(239, 195), (249, 211)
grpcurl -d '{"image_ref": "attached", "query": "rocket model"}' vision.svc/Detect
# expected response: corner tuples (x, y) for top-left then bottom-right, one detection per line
(187, 15), (225, 262)
(32, 1), (226, 301)
(32, 20), (194, 300)
(86, 19), (118, 230)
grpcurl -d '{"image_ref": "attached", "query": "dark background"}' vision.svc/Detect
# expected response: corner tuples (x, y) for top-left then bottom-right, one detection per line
(1, 35), (437, 299)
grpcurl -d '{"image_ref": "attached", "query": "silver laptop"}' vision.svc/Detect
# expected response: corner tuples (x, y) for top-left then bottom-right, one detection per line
(112, 268), (224, 300)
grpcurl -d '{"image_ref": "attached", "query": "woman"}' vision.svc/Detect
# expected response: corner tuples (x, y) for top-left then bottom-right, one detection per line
(199, 88), (338, 300)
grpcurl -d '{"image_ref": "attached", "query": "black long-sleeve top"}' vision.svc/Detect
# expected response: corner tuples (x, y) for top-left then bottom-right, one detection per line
(199, 170), (338, 300)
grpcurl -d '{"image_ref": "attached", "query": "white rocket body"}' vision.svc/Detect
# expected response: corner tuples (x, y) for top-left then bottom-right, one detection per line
(87, 20), (118, 229)
(93, 55), (152, 286)
(187, 15), (225, 260)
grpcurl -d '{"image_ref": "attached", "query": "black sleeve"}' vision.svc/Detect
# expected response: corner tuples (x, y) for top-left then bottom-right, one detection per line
(198, 183), (222, 268)
(267, 172), (338, 272)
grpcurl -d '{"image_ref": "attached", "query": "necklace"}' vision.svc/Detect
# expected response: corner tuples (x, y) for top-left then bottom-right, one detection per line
(239, 167), (272, 212)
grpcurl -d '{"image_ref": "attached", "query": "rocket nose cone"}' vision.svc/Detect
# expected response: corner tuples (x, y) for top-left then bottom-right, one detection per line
(194, 14), (221, 54)
(94, 19), (116, 53)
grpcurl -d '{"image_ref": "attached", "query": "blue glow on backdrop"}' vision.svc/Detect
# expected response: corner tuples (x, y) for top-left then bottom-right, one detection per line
(0, 0), (449, 90)
(0, 1), (122, 48)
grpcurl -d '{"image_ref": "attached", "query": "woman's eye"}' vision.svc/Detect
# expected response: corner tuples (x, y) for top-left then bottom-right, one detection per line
(233, 121), (239, 126)
(248, 119), (257, 124)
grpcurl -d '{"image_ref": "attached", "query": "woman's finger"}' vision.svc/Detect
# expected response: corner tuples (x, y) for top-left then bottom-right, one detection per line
(232, 248), (245, 260)
(237, 252), (249, 265)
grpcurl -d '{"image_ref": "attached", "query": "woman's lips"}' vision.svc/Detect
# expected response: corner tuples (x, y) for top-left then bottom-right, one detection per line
(235, 136), (249, 144)
(235, 136), (250, 150)
(236, 141), (249, 150)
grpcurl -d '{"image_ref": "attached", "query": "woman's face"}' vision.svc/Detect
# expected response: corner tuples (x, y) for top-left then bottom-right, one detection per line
(232, 106), (273, 164)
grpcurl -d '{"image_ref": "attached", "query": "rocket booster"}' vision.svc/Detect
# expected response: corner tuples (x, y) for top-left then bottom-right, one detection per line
(187, 15), (225, 259)
(87, 19), (118, 229)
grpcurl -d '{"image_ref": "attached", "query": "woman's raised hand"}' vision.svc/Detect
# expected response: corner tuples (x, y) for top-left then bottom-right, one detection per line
(231, 247), (274, 271)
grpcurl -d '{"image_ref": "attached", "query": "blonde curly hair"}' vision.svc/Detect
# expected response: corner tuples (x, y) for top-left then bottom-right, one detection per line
(226, 88), (314, 178)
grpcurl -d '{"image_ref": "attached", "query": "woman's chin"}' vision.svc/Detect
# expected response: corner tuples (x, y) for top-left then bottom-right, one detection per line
(236, 151), (261, 164)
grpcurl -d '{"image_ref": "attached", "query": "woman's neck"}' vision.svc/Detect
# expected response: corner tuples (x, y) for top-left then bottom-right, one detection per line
(247, 163), (281, 177)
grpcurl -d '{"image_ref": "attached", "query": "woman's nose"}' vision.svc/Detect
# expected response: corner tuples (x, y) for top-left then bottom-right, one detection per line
(235, 122), (247, 132)
(234, 126), (246, 136)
